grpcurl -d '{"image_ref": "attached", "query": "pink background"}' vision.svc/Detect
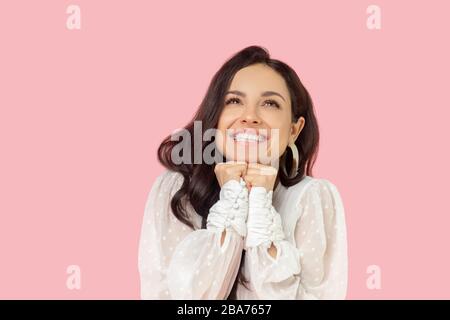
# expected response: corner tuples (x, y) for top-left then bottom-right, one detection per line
(0, 0), (449, 299)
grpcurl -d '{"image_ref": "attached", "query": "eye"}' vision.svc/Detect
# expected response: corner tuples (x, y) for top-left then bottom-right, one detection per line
(263, 99), (280, 108)
(225, 97), (241, 105)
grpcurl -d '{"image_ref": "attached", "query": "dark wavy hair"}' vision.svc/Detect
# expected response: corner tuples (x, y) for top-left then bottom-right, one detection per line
(157, 45), (320, 299)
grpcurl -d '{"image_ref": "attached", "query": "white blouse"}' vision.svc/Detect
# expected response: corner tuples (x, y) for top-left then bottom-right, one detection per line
(138, 169), (348, 300)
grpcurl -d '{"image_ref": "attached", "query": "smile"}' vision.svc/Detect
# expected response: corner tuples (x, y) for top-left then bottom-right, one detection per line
(226, 126), (271, 144)
(233, 132), (267, 143)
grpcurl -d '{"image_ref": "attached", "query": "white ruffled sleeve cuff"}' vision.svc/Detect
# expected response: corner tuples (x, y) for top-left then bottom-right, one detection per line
(206, 178), (249, 237)
(245, 186), (286, 250)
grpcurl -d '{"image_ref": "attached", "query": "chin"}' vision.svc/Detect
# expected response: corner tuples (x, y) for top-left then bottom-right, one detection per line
(225, 152), (277, 166)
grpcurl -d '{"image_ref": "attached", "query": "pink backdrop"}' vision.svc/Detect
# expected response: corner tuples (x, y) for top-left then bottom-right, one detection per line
(1, 0), (449, 299)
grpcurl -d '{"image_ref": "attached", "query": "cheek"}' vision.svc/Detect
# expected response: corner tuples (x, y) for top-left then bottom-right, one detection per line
(260, 108), (291, 129)
(277, 138), (289, 155)
(215, 111), (236, 154)
(261, 113), (290, 141)
(217, 109), (239, 130)
(267, 130), (289, 159)
(266, 124), (291, 158)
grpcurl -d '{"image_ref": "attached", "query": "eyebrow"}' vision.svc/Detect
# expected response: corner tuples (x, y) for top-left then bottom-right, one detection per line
(225, 90), (286, 102)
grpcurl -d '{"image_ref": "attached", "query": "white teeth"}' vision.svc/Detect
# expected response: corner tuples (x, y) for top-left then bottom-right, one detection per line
(234, 133), (266, 142)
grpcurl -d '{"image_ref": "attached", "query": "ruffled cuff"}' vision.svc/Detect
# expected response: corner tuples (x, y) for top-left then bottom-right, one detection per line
(206, 178), (249, 237)
(245, 186), (285, 249)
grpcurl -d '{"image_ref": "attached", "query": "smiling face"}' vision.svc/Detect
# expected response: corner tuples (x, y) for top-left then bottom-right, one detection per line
(215, 63), (305, 166)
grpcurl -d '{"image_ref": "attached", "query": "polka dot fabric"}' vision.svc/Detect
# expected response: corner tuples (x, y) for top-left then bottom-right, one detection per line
(138, 169), (348, 299)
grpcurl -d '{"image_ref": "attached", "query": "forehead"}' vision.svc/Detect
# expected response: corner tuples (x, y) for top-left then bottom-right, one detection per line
(228, 64), (290, 98)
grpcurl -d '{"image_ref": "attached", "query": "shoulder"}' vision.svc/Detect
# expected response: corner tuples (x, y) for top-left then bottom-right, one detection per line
(152, 169), (185, 194)
(287, 176), (344, 211)
(144, 169), (187, 216)
(145, 169), (186, 208)
(305, 176), (341, 197)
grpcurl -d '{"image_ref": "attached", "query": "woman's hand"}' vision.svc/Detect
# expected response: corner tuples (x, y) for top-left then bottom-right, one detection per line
(243, 163), (278, 192)
(214, 161), (248, 187)
(214, 161), (248, 245)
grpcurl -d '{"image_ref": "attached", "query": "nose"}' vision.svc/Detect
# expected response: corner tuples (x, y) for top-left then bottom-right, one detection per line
(239, 107), (262, 126)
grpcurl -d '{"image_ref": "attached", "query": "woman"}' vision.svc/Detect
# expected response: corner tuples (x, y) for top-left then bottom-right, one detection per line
(138, 45), (348, 300)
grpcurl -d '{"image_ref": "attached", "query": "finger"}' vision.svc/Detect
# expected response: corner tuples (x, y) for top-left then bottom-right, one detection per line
(259, 165), (277, 176)
(245, 167), (263, 176)
(225, 160), (247, 165)
(224, 162), (248, 174)
(243, 174), (255, 185)
(216, 162), (246, 171)
(247, 162), (277, 172)
(244, 176), (253, 190)
(225, 164), (248, 178)
(243, 175), (260, 191)
(247, 166), (277, 177)
(247, 162), (265, 169)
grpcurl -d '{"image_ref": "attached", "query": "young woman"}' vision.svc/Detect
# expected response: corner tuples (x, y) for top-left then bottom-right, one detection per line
(138, 46), (348, 300)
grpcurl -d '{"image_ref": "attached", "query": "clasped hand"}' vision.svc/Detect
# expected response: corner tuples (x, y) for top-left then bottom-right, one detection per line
(214, 161), (278, 192)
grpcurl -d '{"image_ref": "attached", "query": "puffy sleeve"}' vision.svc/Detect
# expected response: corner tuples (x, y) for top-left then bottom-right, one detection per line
(138, 170), (249, 299)
(243, 178), (348, 299)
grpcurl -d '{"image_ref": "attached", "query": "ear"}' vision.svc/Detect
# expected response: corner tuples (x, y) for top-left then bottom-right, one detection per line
(290, 116), (305, 143)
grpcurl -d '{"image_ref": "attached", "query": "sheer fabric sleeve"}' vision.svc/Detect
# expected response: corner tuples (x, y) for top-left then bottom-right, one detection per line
(138, 171), (249, 299)
(243, 178), (348, 299)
